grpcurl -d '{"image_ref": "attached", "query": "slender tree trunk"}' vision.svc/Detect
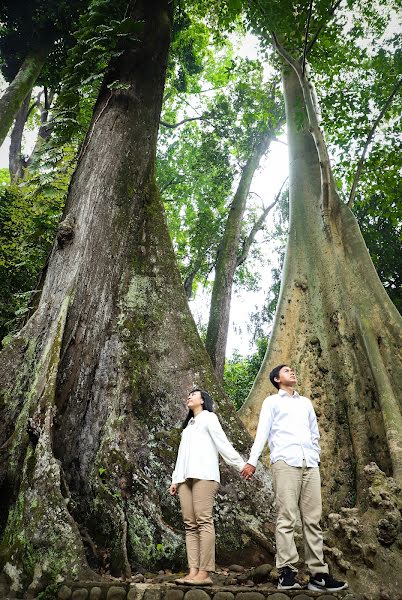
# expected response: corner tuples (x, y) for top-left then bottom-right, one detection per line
(0, 3), (275, 595)
(205, 130), (274, 379)
(9, 92), (31, 181)
(0, 49), (47, 149)
(240, 66), (402, 595)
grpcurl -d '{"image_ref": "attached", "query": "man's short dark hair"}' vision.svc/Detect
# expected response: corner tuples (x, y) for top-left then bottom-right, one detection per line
(269, 364), (287, 390)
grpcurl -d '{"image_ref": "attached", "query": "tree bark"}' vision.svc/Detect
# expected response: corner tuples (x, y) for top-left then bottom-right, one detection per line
(0, 2), (275, 595)
(239, 66), (402, 594)
(0, 49), (48, 149)
(205, 129), (275, 379)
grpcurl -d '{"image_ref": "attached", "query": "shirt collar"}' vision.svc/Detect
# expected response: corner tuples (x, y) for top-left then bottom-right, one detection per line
(278, 388), (300, 398)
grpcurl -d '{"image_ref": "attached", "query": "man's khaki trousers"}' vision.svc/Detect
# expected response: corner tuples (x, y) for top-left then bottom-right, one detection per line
(178, 479), (219, 572)
(271, 460), (328, 574)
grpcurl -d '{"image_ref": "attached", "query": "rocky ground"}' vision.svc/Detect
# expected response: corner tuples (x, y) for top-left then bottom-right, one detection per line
(0, 564), (384, 600)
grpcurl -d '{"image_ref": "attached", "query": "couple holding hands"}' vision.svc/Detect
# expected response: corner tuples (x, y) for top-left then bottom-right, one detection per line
(169, 364), (348, 592)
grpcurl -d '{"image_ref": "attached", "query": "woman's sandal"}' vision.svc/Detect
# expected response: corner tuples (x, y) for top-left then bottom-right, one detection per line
(175, 578), (193, 585)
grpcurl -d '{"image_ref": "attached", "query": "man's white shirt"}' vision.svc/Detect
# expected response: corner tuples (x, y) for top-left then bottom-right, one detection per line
(248, 389), (320, 468)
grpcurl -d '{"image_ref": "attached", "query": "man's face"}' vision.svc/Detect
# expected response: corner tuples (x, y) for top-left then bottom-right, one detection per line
(275, 365), (297, 388)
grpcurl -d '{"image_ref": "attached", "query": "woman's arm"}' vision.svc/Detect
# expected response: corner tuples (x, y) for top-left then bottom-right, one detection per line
(206, 413), (245, 471)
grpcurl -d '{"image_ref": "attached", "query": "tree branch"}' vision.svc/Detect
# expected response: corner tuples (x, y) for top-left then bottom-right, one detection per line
(159, 175), (185, 193)
(305, 0), (343, 58)
(348, 76), (402, 208)
(160, 116), (207, 129)
(302, 0), (314, 75)
(236, 176), (288, 268)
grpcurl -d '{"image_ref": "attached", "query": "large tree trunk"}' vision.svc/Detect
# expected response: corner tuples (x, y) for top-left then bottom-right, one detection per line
(205, 130), (274, 379)
(239, 66), (402, 595)
(0, 50), (47, 149)
(0, 3), (275, 596)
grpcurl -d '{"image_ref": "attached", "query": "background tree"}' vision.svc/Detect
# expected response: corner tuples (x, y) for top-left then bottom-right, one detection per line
(0, 0), (87, 148)
(159, 47), (285, 378)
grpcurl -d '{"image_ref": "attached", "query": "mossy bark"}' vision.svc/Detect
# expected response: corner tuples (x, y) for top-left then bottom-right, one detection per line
(205, 130), (274, 379)
(240, 66), (402, 596)
(0, 2), (275, 594)
(0, 50), (47, 149)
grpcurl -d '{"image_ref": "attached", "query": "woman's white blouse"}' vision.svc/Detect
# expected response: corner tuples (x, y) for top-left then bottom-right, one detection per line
(171, 410), (246, 484)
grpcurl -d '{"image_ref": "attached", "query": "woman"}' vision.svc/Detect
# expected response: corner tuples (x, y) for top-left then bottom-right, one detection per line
(169, 388), (245, 585)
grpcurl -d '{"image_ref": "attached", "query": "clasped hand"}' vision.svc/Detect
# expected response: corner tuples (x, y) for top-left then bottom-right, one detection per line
(240, 463), (256, 480)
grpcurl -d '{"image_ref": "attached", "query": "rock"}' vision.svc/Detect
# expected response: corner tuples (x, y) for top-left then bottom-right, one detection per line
(229, 565), (246, 573)
(184, 590), (211, 600)
(212, 574), (227, 586)
(249, 564), (272, 583)
(165, 590), (185, 600)
(72, 589), (89, 600)
(58, 586), (73, 600)
(132, 574), (146, 583)
(127, 587), (137, 600)
(89, 587), (103, 600)
(235, 574), (248, 584)
(213, 593), (235, 600)
(159, 570), (165, 575)
(144, 587), (162, 600)
(235, 593), (265, 600)
(257, 594), (289, 600)
(106, 586), (126, 600)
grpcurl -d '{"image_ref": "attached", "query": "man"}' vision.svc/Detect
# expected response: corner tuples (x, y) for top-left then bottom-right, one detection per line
(240, 364), (348, 592)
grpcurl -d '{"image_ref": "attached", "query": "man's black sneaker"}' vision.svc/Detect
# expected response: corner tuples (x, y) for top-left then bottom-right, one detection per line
(308, 572), (348, 592)
(277, 566), (301, 590)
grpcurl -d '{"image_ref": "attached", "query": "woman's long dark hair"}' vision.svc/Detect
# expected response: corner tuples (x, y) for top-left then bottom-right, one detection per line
(182, 388), (214, 429)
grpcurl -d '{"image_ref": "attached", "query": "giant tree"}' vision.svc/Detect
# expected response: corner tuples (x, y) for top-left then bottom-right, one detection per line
(230, 0), (402, 594)
(0, 2), (276, 596)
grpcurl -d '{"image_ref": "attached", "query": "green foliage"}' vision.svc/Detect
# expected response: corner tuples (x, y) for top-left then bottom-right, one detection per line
(0, 0), (87, 86)
(52, 0), (144, 148)
(0, 148), (74, 340)
(159, 27), (284, 299)
(223, 337), (268, 409)
(354, 192), (402, 313)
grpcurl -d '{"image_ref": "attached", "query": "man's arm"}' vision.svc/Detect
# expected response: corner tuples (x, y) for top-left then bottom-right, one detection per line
(308, 401), (320, 456)
(240, 399), (273, 479)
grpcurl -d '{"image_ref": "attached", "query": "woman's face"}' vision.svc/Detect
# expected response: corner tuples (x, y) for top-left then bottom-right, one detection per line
(186, 390), (203, 410)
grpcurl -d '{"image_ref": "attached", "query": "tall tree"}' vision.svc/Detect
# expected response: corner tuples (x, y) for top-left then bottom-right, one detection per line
(0, 2), (275, 596)
(159, 50), (285, 377)
(205, 125), (282, 379)
(231, 0), (402, 594)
